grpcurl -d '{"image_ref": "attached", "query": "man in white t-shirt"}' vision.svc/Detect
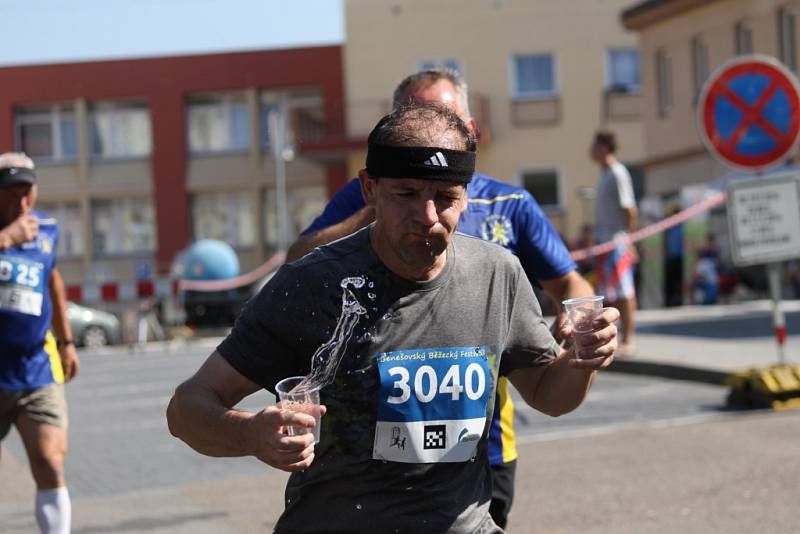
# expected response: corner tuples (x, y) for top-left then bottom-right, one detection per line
(591, 130), (638, 354)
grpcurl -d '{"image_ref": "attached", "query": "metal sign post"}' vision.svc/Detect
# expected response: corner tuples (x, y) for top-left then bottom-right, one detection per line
(699, 55), (800, 373)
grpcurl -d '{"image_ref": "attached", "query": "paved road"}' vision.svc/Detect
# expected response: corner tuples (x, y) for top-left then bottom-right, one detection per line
(4, 340), (728, 497)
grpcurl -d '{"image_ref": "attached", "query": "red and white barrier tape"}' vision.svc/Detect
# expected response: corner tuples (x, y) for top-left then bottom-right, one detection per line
(570, 190), (728, 262)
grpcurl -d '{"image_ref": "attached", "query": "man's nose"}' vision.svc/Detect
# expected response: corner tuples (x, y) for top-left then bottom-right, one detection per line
(414, 198), (438, 226)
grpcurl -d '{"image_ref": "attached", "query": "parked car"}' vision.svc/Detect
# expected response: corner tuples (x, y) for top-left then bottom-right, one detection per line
(67, 302), (121, 348)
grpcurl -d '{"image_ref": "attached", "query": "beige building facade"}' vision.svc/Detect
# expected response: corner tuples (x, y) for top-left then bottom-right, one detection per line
(344, 0), (646, 241)
(623, 0), (800, 195)
(622, 0), (800, 307)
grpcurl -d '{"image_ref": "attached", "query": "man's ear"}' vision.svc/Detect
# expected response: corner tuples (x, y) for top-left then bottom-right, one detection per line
(358, 169), (377, 207)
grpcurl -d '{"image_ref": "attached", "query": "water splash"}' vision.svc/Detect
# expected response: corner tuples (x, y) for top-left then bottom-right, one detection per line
(293, 276), (367, 393)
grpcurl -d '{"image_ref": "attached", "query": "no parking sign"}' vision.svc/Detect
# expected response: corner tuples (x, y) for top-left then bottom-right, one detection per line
(698, 55), (800, 170)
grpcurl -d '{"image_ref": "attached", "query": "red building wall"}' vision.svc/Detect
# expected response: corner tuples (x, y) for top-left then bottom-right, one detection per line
(0, 46), (346, 269)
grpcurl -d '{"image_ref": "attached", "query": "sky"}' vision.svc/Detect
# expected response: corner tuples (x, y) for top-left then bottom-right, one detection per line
(0, 0), (344, 67)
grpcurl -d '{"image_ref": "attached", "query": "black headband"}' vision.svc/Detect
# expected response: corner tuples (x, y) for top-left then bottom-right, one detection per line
(0, 166), (36, 188)
(366, 145), (476, 183)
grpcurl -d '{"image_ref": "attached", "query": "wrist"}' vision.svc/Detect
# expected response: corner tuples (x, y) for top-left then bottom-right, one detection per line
(57, 338), (75, 348)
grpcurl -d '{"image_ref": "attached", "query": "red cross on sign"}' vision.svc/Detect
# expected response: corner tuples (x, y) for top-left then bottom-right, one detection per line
(698, 55), (800, 170)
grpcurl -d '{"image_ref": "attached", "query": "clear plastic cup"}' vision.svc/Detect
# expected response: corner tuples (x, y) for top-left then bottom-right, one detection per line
(562, 296), (604, 359)
(275, 376), (322, 443)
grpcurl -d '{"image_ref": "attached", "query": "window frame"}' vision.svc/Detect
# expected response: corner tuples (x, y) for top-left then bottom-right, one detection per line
(186, 92), (252, 156)
(510, 53), (558, 100)
(778, 6), (797, 72)
(90, 196), (157, 257)
(605, 48), (641, 93)
(734, 20), (754, 56)
(514, 167), (564, 212)
(190, 189), (258, 250)
(691, 36), (710, 104)
(14, 104), (78, 164)
(88, 101), (153, 161)
(656, 48), (673, 117)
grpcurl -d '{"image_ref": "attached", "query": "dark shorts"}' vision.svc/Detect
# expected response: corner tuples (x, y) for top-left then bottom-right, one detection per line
(0, 384), (68, 440)
(489, 459), (517, 530)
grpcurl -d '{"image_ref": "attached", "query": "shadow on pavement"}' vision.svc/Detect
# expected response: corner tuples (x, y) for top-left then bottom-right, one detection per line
(74, 511), (227, 533)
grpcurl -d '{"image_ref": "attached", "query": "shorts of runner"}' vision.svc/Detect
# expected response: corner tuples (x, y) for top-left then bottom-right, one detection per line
(0, 384), (68, 440)
(595, 243), (636, 302)
(489, 459), (517, 529)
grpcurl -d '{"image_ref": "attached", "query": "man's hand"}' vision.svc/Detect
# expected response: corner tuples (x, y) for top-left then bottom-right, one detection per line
(0, 214), (38, 249)
(562, 306), (620, 370)
(247, 404), (327, 472)
(59, 344), (80, 381)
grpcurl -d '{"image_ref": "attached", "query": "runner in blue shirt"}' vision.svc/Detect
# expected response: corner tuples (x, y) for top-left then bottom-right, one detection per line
(0, 152), (79, 534)
(286, 70), (598, 528)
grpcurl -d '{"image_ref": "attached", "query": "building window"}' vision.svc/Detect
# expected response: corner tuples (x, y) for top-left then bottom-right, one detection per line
(735, 21), (753, 55)
(89, 102), (152, 159)
(656, 49), (673, 117)
(91, 198), (155, 255)
(779, 7), (797, 71)
(606, 48), (640, 92)
(511, 54), (557, 98)
(260, 89), (325, 148)
(15, 105), (78, 162)
(35, 202), (83, 257)
(417, 58), (463, 75)
(187, 93), (251, 154)
(262, 186), (327, 248)
(518, 169), (561, 210)
(192, 191), (256, 248)
(692, 37), (710, 102)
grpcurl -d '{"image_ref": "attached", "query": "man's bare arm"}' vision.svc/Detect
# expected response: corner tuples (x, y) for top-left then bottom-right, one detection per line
(285, 206), (375, 262)
(166, 352), (322, 471)
(49, 267), (80, 380)
(623, 206), (638, 234)
(0, 214), (38, 250)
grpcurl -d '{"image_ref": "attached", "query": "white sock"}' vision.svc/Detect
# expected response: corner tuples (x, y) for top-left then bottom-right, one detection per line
(35, 487), (71, 534)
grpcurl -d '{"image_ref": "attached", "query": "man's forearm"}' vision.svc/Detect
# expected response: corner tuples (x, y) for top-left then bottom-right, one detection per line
(510, 352), (596, 417)
(541, 270), (594, 306)
(286, 206), (375, 262)
(49, 268), (74, 342)
(167, 382), (257, 458)
(624, 206), (638, 234)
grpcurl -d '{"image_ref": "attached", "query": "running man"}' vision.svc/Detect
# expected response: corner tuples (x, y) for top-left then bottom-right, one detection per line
(167, 103), (619, 533)
(286, 69), (598, 528)
(0, 152), (79, 534)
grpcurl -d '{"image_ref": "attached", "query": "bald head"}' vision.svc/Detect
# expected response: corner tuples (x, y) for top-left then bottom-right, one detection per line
(367, 103), (476, 152)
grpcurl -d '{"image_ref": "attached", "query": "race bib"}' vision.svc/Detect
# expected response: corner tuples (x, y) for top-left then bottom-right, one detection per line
(0, 255), (45, 316)
(373, 346), (491, 463)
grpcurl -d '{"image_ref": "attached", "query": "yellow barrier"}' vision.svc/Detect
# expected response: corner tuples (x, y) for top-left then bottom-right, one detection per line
(725, 365), (800, 410)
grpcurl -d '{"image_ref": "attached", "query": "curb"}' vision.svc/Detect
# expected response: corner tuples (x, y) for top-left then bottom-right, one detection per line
(607, 358), (729, 385)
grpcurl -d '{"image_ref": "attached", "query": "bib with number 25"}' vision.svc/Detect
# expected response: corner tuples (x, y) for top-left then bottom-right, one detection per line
(373, 346), (491, 463)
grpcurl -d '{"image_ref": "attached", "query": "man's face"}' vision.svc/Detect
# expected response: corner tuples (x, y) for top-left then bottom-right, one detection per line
(0, 183), (36, 226)
(590, 141), (607, 163)
(360, 173), (467, 279)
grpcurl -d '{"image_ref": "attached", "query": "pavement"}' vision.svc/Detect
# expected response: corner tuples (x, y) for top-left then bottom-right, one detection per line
(1, 299), (799, 533)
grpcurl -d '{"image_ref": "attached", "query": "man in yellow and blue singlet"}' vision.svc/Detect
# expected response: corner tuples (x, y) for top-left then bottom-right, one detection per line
(0, 152), (79, 534)
(285, 70), (598, 528)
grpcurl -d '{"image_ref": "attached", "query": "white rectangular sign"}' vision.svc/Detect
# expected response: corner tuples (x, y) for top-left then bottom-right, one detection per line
(727, 173), (800, 266)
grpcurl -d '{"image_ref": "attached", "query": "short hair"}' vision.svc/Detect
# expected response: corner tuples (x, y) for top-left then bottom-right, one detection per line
(392, 69), (471, 117)
(0, 152), (34, 170)
(594, 130), (617, 153)
(368, 103), (476, 153)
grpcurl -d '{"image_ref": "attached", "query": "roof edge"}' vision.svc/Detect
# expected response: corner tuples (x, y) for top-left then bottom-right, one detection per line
(622, 0), (722, 30)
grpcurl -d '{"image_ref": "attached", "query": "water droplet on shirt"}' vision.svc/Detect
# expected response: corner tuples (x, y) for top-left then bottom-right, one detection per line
(368, 282), (374, 288)
(355, 504), (363, 511)
(284, 291), (289, 296)
(382, 312), (393, 320)
(368, 292), (376, 300)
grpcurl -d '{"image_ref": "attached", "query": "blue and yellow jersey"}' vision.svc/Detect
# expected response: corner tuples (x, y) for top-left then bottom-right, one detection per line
(303, 174), (576, 465)
(0, 210), (62, 390)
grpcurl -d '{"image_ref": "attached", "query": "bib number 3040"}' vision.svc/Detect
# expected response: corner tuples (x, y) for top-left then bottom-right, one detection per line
(386, 363), (486, 404)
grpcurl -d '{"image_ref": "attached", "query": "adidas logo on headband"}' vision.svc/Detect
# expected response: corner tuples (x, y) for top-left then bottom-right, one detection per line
(422, 151), (448, 168)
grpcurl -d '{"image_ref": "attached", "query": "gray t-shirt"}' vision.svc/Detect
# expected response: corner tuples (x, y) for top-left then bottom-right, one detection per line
(593, 160), (636, 243)
(218, 227), (557, 534)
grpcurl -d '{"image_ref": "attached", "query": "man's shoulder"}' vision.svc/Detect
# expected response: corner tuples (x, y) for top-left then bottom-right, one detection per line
(453, 232), (519, 267)
(291, 228), (370, 270)
(469, 173), (530, 200)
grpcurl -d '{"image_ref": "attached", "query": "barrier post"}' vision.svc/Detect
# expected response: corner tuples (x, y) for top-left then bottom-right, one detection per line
(767, 262), (786, 365)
